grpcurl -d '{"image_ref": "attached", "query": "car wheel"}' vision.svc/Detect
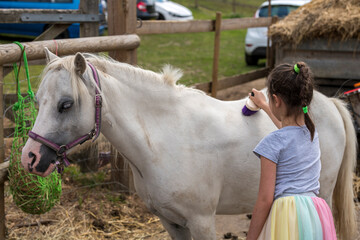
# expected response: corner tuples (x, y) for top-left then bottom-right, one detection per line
(245, 54), (258, 66)
(158, 13), (165, 20)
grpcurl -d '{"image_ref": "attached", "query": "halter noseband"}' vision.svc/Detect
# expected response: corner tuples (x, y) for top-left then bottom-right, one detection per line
(28, 62), (102, 173)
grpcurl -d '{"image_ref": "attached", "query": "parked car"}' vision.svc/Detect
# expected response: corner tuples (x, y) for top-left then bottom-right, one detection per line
(155, 0), (193, 21)
(0, 0), (106, 39)
(137, 0), (158, 20)
(244, 0), (311, 65)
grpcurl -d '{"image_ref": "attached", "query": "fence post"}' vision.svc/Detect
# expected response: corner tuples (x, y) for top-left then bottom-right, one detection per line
(110, 149), (134, 193)
(107, 0), (136, 193)
(79, 0), (99, 38)
(211, 12), (222, 98)
(107, 0), (137, 65)
(266, 0), (272, 68)
(268, 17), (277, 69)
(232, 0), (236, 13)
(0, 65), (5, 239)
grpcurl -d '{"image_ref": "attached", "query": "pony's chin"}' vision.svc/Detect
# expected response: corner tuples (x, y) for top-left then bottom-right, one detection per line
(37, 163), (57, 177)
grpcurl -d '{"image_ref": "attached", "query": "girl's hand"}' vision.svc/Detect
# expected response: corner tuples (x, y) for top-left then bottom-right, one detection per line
(249, 88), (267, 109)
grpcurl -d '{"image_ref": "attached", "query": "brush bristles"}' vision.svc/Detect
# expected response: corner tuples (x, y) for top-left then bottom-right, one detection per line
(242, 105), (258, 116)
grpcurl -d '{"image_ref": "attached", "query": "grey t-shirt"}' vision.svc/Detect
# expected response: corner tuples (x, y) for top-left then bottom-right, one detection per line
(253, 125), (321, 199)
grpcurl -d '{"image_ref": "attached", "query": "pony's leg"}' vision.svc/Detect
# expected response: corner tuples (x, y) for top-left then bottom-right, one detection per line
(158, 216), (192, 240)
(187, 216), (216, 240)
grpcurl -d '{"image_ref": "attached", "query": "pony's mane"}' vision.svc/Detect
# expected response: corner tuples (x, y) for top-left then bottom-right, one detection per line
(39, 53), (205, 105)
(85, 53), (186, 87)
(83, 54), (205, 95)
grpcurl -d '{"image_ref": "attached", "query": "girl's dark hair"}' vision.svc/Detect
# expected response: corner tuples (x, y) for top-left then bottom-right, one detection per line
(267, 62), (315, 140)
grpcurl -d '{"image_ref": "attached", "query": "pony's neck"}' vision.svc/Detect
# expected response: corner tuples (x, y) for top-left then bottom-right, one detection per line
(93, 61), (180, 173)
(99, 61), (177, 115)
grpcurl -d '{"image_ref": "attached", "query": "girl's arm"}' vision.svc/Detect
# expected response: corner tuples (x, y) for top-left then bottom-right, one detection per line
(246, 156), (276, 240)
(249, 88), (281, 129)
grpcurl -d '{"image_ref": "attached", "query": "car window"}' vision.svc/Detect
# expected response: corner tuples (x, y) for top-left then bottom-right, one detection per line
(144, 0), (155, 4)
(259, 5), (298, 17)
(156, 0), (168, 2)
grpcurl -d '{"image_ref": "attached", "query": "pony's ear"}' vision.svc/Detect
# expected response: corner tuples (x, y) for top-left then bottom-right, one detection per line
(44, 47), (58, 63)
(74, 52), (87, 75)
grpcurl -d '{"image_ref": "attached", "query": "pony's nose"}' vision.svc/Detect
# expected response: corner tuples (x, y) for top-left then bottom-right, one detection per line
(28, 152), (37, 172)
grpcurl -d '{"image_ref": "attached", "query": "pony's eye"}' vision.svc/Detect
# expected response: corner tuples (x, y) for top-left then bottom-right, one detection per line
(58, 101), (73, 113)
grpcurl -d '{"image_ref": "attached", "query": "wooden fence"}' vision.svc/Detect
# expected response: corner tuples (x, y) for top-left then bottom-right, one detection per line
(0, 35), (139, 65)
(137, 17), (273, 34)
(0, 0), (103, 41)
(136, 15), (274, 97)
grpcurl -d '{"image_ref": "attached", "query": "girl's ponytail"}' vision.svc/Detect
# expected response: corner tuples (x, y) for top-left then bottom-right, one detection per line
(304, 111), (315, 141)
(296, 61), (315, 141)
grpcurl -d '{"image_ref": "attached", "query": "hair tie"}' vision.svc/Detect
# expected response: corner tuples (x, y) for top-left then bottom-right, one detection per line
(303, 106), (308, 114)
(294, 64), (300, 74)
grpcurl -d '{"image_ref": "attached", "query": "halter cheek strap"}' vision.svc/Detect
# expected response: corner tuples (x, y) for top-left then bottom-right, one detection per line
(28, 62), (102, 173)
(88, 62), (102, 141)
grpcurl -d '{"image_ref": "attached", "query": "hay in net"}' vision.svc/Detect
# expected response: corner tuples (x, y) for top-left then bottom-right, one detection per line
(269, 0), (360, 45)
(8, 42), (62, 215)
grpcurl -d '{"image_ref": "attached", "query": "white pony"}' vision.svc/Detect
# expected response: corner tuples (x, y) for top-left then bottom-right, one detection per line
(21, 49), (356, 240)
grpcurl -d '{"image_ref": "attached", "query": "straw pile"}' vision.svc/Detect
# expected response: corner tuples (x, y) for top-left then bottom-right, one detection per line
(269, 0), (360, 45)
(5, 164), (249, 239)
(6, 166), (169, 240)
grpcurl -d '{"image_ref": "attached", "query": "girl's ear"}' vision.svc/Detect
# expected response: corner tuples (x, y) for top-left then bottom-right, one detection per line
(272, 94), (281, 108)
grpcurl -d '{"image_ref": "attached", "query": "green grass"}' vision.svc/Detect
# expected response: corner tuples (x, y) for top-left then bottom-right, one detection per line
(138, 30), (265, 86)
(0, 0), (266, 92)
(176, 0), (264, 19)
(137, 0), (266, 85)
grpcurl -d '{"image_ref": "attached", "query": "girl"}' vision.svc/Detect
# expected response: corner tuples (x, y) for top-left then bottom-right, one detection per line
(246, 62), (337, 240)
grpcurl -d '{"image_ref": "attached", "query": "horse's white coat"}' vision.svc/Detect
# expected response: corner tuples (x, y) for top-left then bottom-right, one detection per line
(21, 51), (356, 240)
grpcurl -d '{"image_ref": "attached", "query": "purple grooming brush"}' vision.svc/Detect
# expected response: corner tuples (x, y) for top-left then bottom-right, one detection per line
(242, 92), (260, 116)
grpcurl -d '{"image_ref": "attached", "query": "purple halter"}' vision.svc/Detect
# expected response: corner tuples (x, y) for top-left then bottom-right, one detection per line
(28, 62), (102, 173)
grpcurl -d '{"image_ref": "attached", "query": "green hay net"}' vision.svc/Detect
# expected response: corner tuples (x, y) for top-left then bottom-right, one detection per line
(8, 42), (62, 214)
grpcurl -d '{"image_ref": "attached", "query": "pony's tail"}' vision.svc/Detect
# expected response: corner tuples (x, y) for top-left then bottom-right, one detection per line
(331, 98), (357, 240)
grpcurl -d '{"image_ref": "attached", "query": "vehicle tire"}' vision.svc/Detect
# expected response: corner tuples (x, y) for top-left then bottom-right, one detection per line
(157, 13), (165, 20)
(245, 54), (258, 66)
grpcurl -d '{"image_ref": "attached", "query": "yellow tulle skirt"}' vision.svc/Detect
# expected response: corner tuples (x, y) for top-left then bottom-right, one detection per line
(258, 195), (337, 240)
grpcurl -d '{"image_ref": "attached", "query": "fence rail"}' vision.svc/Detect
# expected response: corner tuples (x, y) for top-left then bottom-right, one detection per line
(195, 67), (269, 93)
(137, 17), (273, 35)
(0, 9), (79, 23)
(0, 34), (140, 65)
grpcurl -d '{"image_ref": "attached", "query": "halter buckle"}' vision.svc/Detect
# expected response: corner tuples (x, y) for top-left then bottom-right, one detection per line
(95, 94), (102, 107)
(57, 145), (67, 156)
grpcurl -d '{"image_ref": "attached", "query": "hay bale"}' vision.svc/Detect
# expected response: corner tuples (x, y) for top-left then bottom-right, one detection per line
(269, 0), (360, 45)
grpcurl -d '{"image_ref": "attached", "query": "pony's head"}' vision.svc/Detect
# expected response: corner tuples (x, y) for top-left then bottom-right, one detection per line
(21, 48), (99, 177)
